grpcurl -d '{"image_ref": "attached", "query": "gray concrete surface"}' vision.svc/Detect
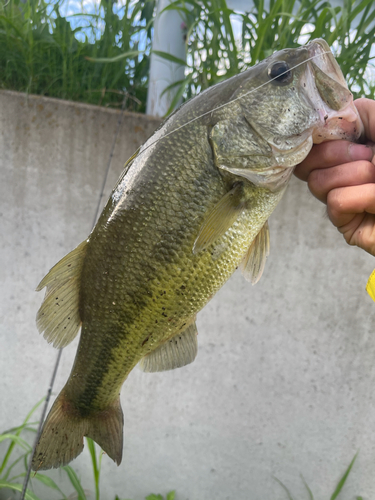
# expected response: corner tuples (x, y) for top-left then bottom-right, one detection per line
(1, 89), (375, 500)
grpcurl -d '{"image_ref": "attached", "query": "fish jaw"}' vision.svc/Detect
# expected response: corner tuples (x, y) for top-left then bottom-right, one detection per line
(306, 39), (364, 144)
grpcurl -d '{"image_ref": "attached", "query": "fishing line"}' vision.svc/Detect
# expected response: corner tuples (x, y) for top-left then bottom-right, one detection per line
(135, 50), (332, 158)
(92, 93), (129, 227)
(21, 92), (129, 500)
(21, 47), (333, 498)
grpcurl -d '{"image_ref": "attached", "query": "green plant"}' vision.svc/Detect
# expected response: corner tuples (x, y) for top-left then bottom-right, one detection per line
(1, 0), (374, 113)
(0, 402), (177, 500)
(159, 0), (375, 111)
(275, 452), (362, 500)
(0, 0), (155, 110)
(0, 404), (365, 500)
(0, 398), (66, 499)
(0, 398), (100, 499)
(116, 492), (176, 500)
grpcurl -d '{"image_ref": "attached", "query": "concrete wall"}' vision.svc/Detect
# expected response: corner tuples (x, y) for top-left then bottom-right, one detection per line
(1, 89), (375, 500)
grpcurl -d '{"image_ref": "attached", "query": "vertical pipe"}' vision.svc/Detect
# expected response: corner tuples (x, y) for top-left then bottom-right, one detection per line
(146, 0), (186, 117)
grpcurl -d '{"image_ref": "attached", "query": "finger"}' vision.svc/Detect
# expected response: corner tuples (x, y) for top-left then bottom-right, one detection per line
(333, 212), (375, 257)
(355, 98), (375, 143)
(327, 183), (375, 229)
(294, 141), (373, 181)
(308, 160), (375, 203)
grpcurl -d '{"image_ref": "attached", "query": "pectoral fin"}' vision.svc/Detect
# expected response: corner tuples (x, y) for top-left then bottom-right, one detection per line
(240, 221), (270, 285)
(138, 322), (198, 372)
(193, 183), (244, 254)
(36, 240), (87, 348)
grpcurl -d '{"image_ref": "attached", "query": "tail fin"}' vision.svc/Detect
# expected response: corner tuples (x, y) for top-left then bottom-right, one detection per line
(31, 388), (124, 470)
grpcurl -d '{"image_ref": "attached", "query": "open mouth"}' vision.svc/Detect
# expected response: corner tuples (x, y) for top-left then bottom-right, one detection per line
(306, 39), (364, 144)
(307, 39), (348, 87)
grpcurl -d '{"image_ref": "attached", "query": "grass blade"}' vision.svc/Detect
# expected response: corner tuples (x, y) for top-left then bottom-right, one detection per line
(0, 398), (44, 474)
(85, 51), (143, 64)
(86, 437), (100, 500)
(62, 465), (87, 500)
(152, 50), (187, 66)
(0, 480), (40, 500)
(300, 474), (314, 500)
(0, 434), (31, 451)
(273, 477), (296, 500)
(30, 472), (67, 497)
(330, 452), (358, 500)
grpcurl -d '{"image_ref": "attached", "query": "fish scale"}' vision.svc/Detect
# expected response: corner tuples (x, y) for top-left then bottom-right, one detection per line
(32, 39), (363, 470)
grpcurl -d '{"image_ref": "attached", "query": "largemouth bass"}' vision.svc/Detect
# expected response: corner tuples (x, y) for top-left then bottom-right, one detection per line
(32, 39), (363, 470)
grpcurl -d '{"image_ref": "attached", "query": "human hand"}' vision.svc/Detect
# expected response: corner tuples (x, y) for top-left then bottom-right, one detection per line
(294, 98), (375, 256)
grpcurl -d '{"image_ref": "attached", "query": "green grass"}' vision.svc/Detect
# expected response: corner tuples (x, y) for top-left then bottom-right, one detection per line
(159, 0), (375, 112)
(274, 453), (363, 500)
(0, 399), (176, 499)
(0, 401), (366, 500)
(0, 0), (155, 111)
(1, 0), (374, 113)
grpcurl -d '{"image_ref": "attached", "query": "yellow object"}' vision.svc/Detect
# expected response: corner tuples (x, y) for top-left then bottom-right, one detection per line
(366, 270), (375, 301)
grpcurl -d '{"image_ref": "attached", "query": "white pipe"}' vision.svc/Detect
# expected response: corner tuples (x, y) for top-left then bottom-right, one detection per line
(146, 0), (186, 117)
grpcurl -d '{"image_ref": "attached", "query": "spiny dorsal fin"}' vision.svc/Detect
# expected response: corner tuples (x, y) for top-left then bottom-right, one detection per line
(193, 183), (244, 254)
(36, 240), (87, 348)
(240, 220), (270, 285)
(139, 322), (198, 372)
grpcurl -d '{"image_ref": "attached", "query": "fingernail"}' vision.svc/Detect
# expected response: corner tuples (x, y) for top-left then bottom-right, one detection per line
(348, 143), (373, 161)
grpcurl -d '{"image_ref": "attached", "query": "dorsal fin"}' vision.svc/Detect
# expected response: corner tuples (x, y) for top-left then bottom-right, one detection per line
(138, 322), (198, 372)
(36, 240), (87, 348)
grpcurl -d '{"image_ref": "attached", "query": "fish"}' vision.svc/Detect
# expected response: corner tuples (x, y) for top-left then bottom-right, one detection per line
(31, 38), (363, 470)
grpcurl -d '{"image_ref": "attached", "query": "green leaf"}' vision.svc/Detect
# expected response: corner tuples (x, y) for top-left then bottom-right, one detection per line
(86, 437), (100, 500)
(0, 396), (44, 475)
(62, 465), (87, 500)
(32, 472), (67, 496)
(145, 495), (164, 500)
(2, 452), (27, 481)
(166, 492), (176, 500)
(152, 50), (187, 66)
(330, 452), (358, 500)
(300, 474), (314, 500)
(165, 74), (193, 115)
(273, 477), (296, 500)
(85, 51), (143, 63)
(0, 434), (31, 451)
(0, 480), (40, 500)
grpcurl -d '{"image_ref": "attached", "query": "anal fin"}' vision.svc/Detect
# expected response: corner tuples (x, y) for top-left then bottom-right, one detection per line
(139, 322), (198, 372)
(240, 220), (270, 285)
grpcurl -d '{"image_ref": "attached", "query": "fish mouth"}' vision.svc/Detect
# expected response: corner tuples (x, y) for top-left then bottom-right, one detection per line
(306, 39), (364, 144)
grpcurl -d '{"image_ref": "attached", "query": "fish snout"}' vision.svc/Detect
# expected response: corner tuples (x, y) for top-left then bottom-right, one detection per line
(306, 41), (364, 144)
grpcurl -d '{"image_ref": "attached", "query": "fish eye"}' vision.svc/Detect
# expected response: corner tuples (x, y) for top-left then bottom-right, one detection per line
(268, 61), (292, 84)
